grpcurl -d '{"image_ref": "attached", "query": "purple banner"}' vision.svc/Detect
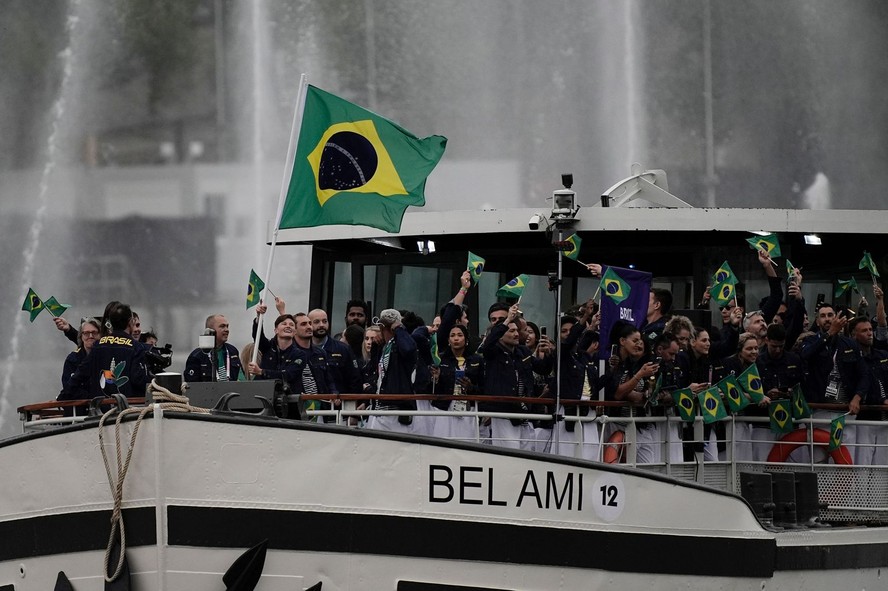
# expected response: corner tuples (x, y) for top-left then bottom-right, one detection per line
(598, 265), (652, 359)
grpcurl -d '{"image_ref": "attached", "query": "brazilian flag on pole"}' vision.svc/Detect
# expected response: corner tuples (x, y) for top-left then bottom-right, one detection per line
(21, 288), (44, 322)
(737, 363), (765, 403)
(697, 386), (727, 424)
(829, 414), (847, 451)
(710, 281), (736, 307)
(674, 388), (696, 422)
(790, 384), (812, 420)
(467, 251), (485, 284)
(246, 269), (265, 309)
(859, 251), (880, 278)
(717, 374), (749, 413)
(835, 277), (859, 298)
(43, 296), (70, 318)
(430, 333), (441, 366)
(280, 85), (447, 234)
(496, 274), (528, 299)
(746, 233), (781, 258)
(712, 260), (739, 286)
(600, 267), (631, 305)
(769, 399), (794, 434)
(563, 234), (582, 261)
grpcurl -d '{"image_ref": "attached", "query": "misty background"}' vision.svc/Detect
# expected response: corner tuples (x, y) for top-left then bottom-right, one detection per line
(1, 0), (887, 435)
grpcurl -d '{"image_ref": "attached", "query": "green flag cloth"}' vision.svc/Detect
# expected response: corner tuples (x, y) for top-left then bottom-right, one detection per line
(600, 266), (631, 305)
(21, 288), (44, 322)
(697, 386), (727, 424)
(737, 363), (765, 403)
(496, 274), (529, 299)
(746, 233), (781, 258)
(717, 374), (750, 413)
(834, 277), (859, 298)
(712, 260), (739, 286)
(769, 399), (794, 434)
(785, 259), (795, 279)
(829, 414), (847, 451)
(790, 384), (812, 420)
(563, 234), (582, 261)
(43, 296), (70, 318)
(430, 333), (441, 366)
(710, 281), (736, 307)
(280, 84), (447, 233)
(674, 388), (696, 422)
(246, 269), (265, 309)
(467, 251), (485, 284)
(859, 251), (880, 278)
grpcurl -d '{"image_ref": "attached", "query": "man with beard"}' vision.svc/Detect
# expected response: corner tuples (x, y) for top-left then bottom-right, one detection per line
(800, 303), (849, 403)
(184, 314), (244, 382)
(344, 299), (370, 330)
(309, 308), (362, 421)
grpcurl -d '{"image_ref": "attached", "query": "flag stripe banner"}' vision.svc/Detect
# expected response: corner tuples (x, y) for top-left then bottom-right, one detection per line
(279, 85), (447, 234)
(467, 252), (485, 284)
(697, 386), (728, 424)
(21, 287), (44, 323)
(769, 399), (794, 434)
(598, 266), (653, 358)
(246, 269), (266, 310)
(563, 234), (582, 261)
(496, 274), (529, 299)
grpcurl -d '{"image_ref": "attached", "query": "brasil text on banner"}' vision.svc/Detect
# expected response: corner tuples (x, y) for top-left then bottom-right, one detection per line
(598, 265), (653, 358)
(279, 85), (447, 234)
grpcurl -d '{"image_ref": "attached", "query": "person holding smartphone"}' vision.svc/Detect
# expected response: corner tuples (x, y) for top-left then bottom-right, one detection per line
(432, 324), (482, 441)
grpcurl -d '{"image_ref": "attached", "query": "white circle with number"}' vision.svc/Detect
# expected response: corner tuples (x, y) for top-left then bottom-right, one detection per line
(592, 473), (625, 522)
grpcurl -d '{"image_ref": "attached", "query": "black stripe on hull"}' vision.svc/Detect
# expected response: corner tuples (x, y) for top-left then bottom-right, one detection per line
(0, 507), (155, 561)
(168, 506), (775, 578)
(775, 540), (888, 571)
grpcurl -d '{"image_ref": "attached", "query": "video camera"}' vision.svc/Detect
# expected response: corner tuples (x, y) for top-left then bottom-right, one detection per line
(146, 343), (173, 375)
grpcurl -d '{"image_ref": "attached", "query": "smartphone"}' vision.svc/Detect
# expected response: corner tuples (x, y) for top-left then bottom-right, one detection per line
(611, 344), (619, 356)
(455, 369), (465, 381)
(540, 326), (548, 337)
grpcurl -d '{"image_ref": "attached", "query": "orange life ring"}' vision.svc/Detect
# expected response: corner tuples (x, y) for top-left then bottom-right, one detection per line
(603, 430), (625, 464)
(766, 428), (852, 464)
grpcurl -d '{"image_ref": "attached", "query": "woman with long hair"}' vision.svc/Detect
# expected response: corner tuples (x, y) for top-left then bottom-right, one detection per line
(432, 325), (481, 441)
(721, 332), (767, 461)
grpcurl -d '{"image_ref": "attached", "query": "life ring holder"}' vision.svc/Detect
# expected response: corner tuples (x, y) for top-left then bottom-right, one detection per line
(766, 428), (852, 464)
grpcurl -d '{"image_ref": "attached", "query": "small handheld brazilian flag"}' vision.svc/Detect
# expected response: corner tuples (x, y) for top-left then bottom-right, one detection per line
(563, 234), (582, 261)
(790, 384), (812, 420)
(834, 277), (859, 298)
(600, 267), (631, 305)
(674, 388), (697, 422)
(737, 363), (765, 403)
(496, 274), (528, 299)
(710, 281), (736, 307)
(246, 269), (266, 309)
(430, 333), (441, 366)
(697, 386), (727, 424)
(785, 259), (795, 279)
(828, 414), (847, 451)
(859, 251), (880, 278)
(746, 233), (781, 258)
(467, 251), (485, 284)
(769, 399), (794, 434)
(21, 288), (44, 322)
(717, 374), (749, 413)
(712, 260), (739, 286)
(44, 296), (70, 318)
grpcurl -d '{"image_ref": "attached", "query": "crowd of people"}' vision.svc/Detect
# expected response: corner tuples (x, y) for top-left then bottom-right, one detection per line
(52, 247), (888, 466)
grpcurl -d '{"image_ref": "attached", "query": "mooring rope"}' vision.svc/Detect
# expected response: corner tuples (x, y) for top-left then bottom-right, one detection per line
(99, 379), (210, 582)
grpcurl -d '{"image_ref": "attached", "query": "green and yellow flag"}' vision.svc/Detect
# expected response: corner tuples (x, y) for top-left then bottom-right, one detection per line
(467, 251), (486, 284)
(697, 386), (727, 424)
(43, 296), (70, 318)
(563, 234), (582, 261)
(430, 333), (441, 366)
(710, 281), (736, 307)
(790, 384), (812, 420)
(829, 414), (847, 451)
(600, 267), (631, 305)
(496, 274), (529, 299)
(737, 363), (765, 403)
(712, 260), (739, 286)
(834, 277), (859, 298)
(717, 374), (749, 413)
(769, 399), (794, 434)
(246, 269), (265, 310)
(859, 251), (880, 278)
(280, 85), (447, 234)
(674, 388), (697, 422)
(746, 233), (781, 258)
(21, 288), (44, 323)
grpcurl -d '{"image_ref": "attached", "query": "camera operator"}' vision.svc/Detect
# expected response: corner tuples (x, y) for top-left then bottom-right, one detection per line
(141, 330), (173, 379)
(184, 314), (244, 382)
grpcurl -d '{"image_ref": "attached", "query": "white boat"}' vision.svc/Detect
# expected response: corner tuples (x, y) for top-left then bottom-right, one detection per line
(2, 385), (888, 591)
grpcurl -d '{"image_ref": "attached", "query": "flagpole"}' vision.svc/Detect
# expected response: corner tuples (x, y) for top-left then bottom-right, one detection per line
(252, 73), (309, 364)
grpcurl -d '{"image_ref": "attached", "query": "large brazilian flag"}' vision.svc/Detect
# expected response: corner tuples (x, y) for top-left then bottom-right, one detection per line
(280, 85), (447, 234)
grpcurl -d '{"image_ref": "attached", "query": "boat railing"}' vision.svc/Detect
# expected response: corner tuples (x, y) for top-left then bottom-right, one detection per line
(17, 393), (888, 523)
